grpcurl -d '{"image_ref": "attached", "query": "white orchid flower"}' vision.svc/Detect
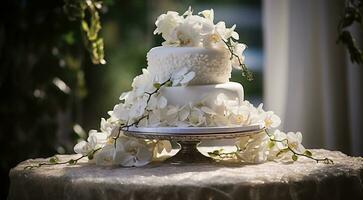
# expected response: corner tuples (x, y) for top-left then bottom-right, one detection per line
(231, 42), (247, 69)
(236, 132), (269, 163)
(147, 110), (163, 127)
(286, 132), (305, 152)
(267, 130), (306, 161)
(183, 6), (193, 16)
(175, 15), (214, 46)
(154, 140), (172, 154)
(147, 95), (168, 110)
(199, 9), (214, 22)
(132, 69), (154, 97)
(271, 129), (288, 150)
(165, 105), (190, 126)
(215, 22), (239, 41)
(74, 130), (108, 156)
(100, 118), (119, 138)
(128, 98), (147, 120)
(229, 112), (250, 126)
(201, 106), (217, 115)
(154, 11), (183, 43)
(262, 111), (281, 129)
(188, 106), (207, 126)
(210, 115), (230, 126)
(119, 91), (130, 101)
(110, 103), (129, 122)
(171, 67), (195, 86)
(113, 137), (153, 167)
(94, 144), (115, 166)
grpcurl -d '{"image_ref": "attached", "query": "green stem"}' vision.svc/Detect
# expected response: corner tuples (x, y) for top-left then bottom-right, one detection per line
(24, 148), (102, 170)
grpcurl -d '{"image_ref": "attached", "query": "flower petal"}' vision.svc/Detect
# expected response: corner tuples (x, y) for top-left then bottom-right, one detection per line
(74, 141), (89, 155)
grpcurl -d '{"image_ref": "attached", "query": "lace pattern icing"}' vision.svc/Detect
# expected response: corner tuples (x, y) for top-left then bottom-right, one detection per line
(147, 46), (232, 85)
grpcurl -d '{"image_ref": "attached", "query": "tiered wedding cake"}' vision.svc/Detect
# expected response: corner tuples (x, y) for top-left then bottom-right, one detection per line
(72, 7), (316, 167)
(149, 46), (244, 113)
(112, 7), (258, 128)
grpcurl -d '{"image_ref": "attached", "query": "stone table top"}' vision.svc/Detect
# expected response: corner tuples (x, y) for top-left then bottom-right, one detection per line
(8, 149), (363, 200)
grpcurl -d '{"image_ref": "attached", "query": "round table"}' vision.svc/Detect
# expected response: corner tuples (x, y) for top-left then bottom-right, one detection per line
(8, 149), (363, 200)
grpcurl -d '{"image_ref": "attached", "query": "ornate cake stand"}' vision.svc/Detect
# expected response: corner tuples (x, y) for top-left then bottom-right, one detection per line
(124, 124), (265, 164)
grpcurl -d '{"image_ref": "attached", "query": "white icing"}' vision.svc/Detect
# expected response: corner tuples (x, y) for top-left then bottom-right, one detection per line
(160, 82), (243, 107)
(147, 46), (232, 85)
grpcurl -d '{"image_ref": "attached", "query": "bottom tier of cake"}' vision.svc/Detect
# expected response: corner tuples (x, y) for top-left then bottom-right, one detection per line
(160, 82), (244, 108)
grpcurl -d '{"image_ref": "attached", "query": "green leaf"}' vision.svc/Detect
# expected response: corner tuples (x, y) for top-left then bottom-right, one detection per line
(153, 83), (161, 89)
(208, 149), (224, 156)
(304, 150), (312, 157)
(276, 148), (289, 157)
(81, 20), (89, 32)
(88, 154), (94, 160)
(268, 141), (275, 148)
(208, 152), (216, 156)
(63, 31), (75, 45)
(292, 154), (298, 161)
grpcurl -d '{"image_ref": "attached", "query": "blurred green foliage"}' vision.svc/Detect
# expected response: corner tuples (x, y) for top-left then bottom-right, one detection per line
(0, 0), (106, 198)
(64, 0), (106, 65)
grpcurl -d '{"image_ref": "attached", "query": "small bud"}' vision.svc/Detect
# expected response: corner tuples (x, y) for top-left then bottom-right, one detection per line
(88, 154), (94, 160)
(304, 150), (312, 157)
(292, 154), (298, 161)
(165, 81), (172, 87)
(153, 83), (161, 89)
(49, 157), (58, 164)
(68, 159), (76, 165)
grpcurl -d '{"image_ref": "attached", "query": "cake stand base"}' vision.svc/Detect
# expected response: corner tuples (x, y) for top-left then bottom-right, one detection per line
(123, 125), (265, 164)
(166, 141), (214, 164)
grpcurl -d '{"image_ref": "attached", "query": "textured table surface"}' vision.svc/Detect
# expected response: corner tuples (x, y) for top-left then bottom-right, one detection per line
(8, 149), (363, 200)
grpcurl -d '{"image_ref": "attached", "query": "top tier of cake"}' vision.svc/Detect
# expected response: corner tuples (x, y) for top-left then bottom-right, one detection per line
(147, 46), (232, 85)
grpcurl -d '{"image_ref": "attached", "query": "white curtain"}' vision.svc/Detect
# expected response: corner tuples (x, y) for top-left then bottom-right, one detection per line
(263, 0), (363, 156)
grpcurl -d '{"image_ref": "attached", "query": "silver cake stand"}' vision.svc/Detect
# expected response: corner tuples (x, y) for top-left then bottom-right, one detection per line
(124, 124), (265, 164)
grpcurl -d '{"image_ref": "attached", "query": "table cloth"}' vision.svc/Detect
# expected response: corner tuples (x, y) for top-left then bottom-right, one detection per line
(8, 149), (363, 200)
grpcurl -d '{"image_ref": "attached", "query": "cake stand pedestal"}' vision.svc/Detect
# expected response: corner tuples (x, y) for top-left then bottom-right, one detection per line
(124, 125), (265, 164)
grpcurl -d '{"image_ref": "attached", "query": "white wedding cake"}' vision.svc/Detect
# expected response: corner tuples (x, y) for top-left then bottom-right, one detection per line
(72, 7), (316, 167)
(148, 46), (243, 108)
(111, 7), (258, 128)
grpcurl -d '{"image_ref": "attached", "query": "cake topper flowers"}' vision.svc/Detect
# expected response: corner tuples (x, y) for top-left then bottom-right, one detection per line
(154, 7), (253, 81)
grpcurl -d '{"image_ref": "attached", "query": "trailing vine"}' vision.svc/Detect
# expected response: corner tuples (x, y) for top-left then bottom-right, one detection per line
(208, 130), (333, 164)
(112, 79), (171, 146)
(24, 79), (171, 169)
(24, 148), (101, 170)
(223, 39), (254, 81)
(265, 130), (334, 164)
